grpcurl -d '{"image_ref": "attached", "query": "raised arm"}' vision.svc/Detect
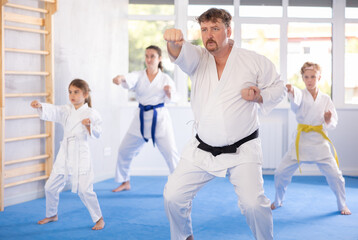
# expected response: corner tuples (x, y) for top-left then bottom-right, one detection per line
(113, 74), (135, 90)
(286, 83), (294, 97)
(163, 28), (185, 60)
(113, 75), (126, 86)
(31, 100), (42, 109)
(31, 101), (69, 124)
(324, 99), (338, 130)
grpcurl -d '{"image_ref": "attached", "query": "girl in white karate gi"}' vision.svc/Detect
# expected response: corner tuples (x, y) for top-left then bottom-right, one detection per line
(271, 62), (351, 215)
(112, 45), (179, 192)
(31, 79), (105, 230)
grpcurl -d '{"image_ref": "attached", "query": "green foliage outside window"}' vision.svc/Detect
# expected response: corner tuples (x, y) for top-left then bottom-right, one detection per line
(129, 20), (174, 75)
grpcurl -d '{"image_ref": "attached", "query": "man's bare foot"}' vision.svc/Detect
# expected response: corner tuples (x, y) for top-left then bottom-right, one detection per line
(112, 181), (131, 192)
(37, 215), (58, 224)
(341, 206), (352, 215)
(92, 217), (105, 230)
(186, 235), (194, 240)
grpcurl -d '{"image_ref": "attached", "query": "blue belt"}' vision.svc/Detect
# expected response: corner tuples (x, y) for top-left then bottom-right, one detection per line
(138, 103), (164, 146)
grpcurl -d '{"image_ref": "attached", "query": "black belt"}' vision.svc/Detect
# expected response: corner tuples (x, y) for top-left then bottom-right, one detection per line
(195, 129), (259, 157)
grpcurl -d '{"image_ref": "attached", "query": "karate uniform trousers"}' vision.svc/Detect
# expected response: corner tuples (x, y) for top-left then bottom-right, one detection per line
(114, 110), (180, 183)
(45, 171), (102, 222)
(164, 138), (273, 240)
(273, 153), (346, 211)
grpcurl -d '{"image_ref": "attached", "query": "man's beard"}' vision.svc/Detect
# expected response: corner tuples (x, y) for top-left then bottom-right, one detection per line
(205, 39), (218, 52)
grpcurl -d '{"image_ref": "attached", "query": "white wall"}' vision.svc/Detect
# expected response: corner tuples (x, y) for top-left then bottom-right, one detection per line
(53, 0), (128, 183)
(329, 109), (358, 176)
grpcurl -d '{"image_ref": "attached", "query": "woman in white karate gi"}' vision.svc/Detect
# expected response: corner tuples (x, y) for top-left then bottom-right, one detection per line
(271, 62), (351, 215)
(112, 45), (179, 192)
(31, 79), (105, 230)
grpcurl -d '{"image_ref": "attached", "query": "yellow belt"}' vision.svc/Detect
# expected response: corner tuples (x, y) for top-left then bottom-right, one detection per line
(295, 123), (339, 173)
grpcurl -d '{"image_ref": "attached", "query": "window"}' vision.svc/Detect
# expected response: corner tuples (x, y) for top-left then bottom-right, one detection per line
(241, 24), (280, 72)
(239, 0), (282, 17)
(346, 0), (358, 19)
(345, 23), (358, 104)
(129, 3), (174, 15)
(128, 1), (175, 101)
(287, 23), (332, 95)
(288, 0), (332, 18)
(344, 0), (358, 105)
(128, 20), (174, 74)
(128, 1), (355, 106)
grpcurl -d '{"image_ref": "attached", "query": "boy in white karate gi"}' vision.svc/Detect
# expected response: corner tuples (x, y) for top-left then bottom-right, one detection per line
(112, 45), (179, 192)
(31, 79), (105, 230)
(163, 8), (285, 240)
(271, 62), (351, 215)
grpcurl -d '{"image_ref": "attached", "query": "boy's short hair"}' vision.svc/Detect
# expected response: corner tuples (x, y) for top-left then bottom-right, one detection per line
(196, 8), (232, 28)
(300, 62), (322, 75)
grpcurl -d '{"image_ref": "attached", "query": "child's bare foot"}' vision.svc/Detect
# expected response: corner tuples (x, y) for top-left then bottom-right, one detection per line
(271, 203), (276, 210)
(112, 181), (131, 192)
(92, 217), (105, 230)
(37, 215), (58, 224)
(341, 206), (351, 215)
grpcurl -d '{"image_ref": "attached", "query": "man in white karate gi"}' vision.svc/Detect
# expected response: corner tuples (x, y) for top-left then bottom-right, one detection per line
(163, 8), (285, 240)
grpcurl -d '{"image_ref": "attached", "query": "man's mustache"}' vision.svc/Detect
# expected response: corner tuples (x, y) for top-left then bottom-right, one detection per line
(206, 39), (217, 46)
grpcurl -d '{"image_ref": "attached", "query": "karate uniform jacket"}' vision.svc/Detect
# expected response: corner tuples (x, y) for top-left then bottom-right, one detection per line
(39, 103), (102, 192)
(122, 69), (177, 140)
(288, 87), (337, 161)
(173, 40), (285, 174)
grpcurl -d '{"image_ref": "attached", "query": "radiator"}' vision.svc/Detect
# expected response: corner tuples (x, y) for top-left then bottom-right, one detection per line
(260, 120), (283, 169)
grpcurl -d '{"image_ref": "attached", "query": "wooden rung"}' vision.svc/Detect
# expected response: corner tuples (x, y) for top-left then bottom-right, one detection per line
(4, 175), (48, 188)
(4, 163), (45, 179)
(5, 154), (50, 165)
(5, 133), (50, 143)
(5, 71), (49, 75)
(5, 92), (49, 98)
(5, 3), (48, 13)
(40, 0), (56, 3)
(4, 12), (44, 26)
(5, 114), (39, 120)
(5, 48), (49, 55)
(4, 25), (48, 34)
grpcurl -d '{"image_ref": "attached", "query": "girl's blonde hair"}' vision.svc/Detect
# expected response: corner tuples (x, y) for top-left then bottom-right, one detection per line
(300, 62), (322, 76)
(69, 79), (92, 107)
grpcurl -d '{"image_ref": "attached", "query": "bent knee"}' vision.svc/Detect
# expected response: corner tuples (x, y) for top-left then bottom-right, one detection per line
(44, 184), (52, 193)
(163, 183), (188, 207)
(239, 194), (270, 213)
(274, 167), (286, 178)
(44, 181), (57, 193)
(163, 184), (178, 203)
